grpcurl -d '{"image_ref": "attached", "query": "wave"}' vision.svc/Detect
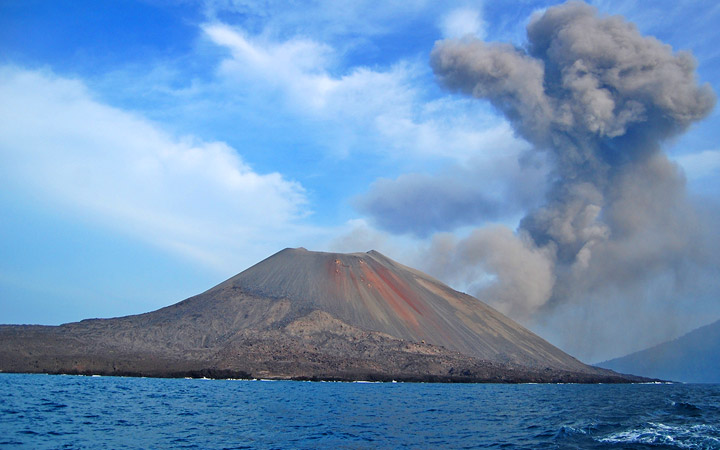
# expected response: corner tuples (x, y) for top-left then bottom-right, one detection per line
(670, 400), (703, 416)
(598, 422), (720, 449)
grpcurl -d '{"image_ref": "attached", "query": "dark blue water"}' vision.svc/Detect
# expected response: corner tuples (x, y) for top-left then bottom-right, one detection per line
(1, 374), (718, 449)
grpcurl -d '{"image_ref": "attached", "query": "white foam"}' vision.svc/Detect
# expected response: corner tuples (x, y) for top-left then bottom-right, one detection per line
(598, 422), (720, 449)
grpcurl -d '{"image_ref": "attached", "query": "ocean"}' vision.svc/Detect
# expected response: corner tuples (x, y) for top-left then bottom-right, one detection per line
(1, 373), (718, 449)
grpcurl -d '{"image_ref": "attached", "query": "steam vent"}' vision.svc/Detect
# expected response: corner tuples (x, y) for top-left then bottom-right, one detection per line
(0, 248), (647, 382)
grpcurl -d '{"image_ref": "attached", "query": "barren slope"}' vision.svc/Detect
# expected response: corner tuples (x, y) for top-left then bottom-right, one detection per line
(218, 248), (590, 372)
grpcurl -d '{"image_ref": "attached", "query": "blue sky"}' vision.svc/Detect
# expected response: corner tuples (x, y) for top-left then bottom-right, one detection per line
(1, 0), (719, 362)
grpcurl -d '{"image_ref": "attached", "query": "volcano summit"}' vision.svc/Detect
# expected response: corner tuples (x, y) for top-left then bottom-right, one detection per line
(0, 248), (641, 382)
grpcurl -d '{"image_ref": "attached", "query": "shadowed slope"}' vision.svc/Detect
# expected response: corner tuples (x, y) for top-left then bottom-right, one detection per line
(599, 319), (720, 383)
(0, 248), (640, 382)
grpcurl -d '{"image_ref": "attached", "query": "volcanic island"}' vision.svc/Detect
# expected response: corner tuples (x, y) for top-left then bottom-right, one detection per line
(0, 248), (646, 382)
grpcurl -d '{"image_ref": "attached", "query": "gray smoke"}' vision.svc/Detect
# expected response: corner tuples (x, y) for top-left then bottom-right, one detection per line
(356, 155), (548, 237)
(425, 1), (716, 359)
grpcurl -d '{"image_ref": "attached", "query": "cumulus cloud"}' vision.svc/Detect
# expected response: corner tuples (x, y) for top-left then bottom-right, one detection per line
(418, 1), (717, 359)
(0, 66), (315, 271)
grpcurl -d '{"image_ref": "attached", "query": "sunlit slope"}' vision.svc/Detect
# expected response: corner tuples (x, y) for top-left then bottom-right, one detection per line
(213, 248), (589, 371)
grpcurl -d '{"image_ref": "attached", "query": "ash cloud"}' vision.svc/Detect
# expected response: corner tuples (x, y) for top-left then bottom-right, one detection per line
(420, 1), (716, 359)
(356, 155), (547, 237)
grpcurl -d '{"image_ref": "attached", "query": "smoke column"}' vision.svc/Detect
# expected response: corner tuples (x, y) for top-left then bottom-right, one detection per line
(427, 1), (716, 360)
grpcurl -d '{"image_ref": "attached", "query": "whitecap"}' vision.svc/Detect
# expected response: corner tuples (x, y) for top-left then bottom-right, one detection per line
(598, 422), (720, 449)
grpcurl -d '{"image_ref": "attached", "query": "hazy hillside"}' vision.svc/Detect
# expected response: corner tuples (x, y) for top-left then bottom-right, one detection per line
(599, 319), (720, 383)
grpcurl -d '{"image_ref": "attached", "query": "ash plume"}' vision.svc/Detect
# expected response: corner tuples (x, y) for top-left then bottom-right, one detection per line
(426, 1), (716, 359)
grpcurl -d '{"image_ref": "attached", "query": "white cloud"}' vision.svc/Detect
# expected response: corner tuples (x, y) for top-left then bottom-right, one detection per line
(204, 22), (527, 163)
(204, 22), (412, 116)
(675, 149), (720, 180)
(204, 23), (340, 111)
(375, 98), (531, 161)
(202, 0), (436, 40)
(440, 7), (486, 39)
(0, 66), (317, 272)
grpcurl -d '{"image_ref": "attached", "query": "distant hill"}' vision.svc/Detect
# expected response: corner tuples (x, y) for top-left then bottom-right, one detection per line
(599, 319), (720, 383)
(1, 248), (643, 383)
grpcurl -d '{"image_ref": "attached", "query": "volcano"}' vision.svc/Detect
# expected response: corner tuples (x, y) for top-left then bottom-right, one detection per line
(0, 248), (641, 382)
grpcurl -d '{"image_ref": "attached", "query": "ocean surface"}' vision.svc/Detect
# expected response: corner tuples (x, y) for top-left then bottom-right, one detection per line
(1, 373), (718, 449)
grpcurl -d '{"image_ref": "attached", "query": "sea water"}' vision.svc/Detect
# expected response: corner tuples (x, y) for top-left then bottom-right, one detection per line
(1, 373), (718, 449)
